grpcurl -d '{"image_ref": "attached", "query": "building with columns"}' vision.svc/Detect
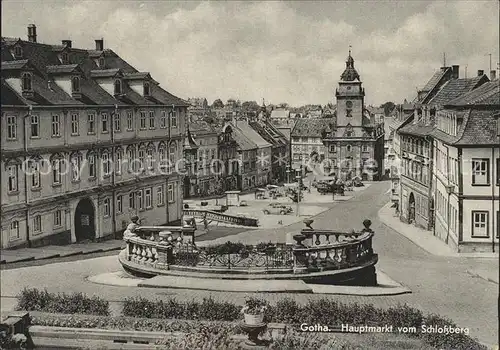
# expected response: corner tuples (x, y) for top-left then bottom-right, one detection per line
(1, 25), (188, 249)
(321, 51), (384, 181)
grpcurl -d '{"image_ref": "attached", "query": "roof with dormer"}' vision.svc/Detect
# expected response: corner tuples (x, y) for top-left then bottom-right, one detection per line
(427, 75), (489, 106)
(340, 50), (360, 82)
(1, 34), (188, 106)
(446, 79), (500, 107)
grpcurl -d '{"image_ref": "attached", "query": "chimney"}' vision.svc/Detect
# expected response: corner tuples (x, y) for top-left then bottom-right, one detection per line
(451, 65), (459, 79)
(490, 70), (497, 81)
(95, 39), (104, 51)
(27, 24), (37, 43)
(477, 70), (484, 77)
(62, 40), (72, 48)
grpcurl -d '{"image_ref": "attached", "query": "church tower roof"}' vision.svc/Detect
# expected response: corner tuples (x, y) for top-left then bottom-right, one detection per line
(340, 47), (360, 82)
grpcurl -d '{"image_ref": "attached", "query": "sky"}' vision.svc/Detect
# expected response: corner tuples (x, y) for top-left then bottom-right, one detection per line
(2, 0), (499, 107)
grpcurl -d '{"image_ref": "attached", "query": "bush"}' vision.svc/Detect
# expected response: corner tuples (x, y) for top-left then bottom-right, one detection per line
(123, 296), (239, 321)
(16, 288), (109, 316)
(421, 314), (486, 350)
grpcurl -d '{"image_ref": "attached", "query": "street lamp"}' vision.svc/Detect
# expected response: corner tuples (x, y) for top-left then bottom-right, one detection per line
(286, 165), (291, 184)
(445, 184), (454, 244)
(295, 169), (301, 216)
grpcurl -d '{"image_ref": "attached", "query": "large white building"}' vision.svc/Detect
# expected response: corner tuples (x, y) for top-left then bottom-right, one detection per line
(1, 25), (187, 249)
(431, 79), (499, 252)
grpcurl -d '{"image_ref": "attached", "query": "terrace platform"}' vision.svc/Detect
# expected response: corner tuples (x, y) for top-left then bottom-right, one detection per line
(117, 218), (398, 294)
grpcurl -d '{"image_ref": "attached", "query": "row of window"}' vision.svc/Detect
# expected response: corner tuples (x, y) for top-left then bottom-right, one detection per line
(6, 110), (178, 140)
(6, 142), (179, 193)
(437, 112), (459, 136)
(435, 148), (459, 185)
(402, 159), (429, 185)
(401, 136), (429, 157)
(19, 71), (152, 98)
(8, 184), (176, 240)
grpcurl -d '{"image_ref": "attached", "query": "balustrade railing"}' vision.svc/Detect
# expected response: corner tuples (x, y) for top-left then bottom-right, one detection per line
(183, 209), (258, 227)
(121, 218), (377, 275)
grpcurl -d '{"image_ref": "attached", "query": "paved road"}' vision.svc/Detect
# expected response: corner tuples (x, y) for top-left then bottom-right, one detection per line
(1, 182), (497, 346)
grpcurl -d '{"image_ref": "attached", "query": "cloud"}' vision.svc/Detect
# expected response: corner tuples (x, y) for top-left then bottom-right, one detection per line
(1, 0), (498, 106)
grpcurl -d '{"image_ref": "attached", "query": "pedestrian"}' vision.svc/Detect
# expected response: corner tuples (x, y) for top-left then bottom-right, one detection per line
(123, 215), (140, 239)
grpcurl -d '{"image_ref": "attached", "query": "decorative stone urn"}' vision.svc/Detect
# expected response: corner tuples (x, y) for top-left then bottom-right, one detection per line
(244, 313), (264, 325)
(303, 218), (314, 229)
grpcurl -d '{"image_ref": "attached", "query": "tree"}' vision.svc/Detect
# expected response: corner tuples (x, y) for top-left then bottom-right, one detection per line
(212, 99), (224, 109)
(379, 102), (395, 116)
(241, 101), (261, 112)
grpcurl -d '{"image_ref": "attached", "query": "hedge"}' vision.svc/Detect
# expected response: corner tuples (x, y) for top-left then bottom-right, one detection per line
(123, 296), (485, 350)
(16, 288), (109, 316)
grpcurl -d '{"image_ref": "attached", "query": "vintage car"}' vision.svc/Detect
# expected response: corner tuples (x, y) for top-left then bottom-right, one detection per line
(262, 202), (293, 215)
(316, 182), (345, 195)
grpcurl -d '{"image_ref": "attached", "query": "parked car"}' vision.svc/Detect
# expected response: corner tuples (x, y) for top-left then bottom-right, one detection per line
(262, 203), (293, 215)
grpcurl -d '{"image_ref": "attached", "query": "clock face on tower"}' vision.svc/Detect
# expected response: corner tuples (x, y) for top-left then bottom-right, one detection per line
(346, 101), (353, 108)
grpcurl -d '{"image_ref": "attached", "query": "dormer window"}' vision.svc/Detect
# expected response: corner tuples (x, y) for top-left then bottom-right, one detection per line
(21, 72), (33, 92)
(114, 79), (122, 95)
(61, 52), (69, 64)
(14, 46), (23, 59)
(71, 76), (80, 93)
(143, 82), (150, 96)
(98, 57), (105, 68)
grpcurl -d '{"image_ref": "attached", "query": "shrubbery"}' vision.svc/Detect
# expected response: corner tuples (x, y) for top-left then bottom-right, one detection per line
(122, 296), (240, 321)
(16, 288), (109, 316)
(18, 289), (486, 350)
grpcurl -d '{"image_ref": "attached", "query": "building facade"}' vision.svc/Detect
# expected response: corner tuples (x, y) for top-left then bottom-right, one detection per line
(190, 121), (219, 197)
(322, 51), (384, 181)
(398, 65), (489, 230)
(1, 26), (187, 249)
(230, 122), (258, 191)
(291, 118), (332, 169)
(431, 79), (499, 252)
(217, 124), (239, 192)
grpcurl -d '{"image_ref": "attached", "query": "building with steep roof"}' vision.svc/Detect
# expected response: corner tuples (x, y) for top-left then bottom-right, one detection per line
(227, 121), (258, 190)
(1, 25), (188, 249)
(291, 118), (333, 169)
(183, 121), (219, 197)
(234, 121), (272, 187)
(429, 79), (499, 252)
(249, 120), (289, 184)
(321, 50), (385, 181)
(398, 66), (490, 231)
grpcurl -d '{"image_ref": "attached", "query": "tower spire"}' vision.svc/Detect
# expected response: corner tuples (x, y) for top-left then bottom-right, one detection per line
(349, 44), (352, 57)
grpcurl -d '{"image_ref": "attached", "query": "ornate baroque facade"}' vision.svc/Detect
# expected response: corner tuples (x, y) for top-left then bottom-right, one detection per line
(1, 25), (188, 249)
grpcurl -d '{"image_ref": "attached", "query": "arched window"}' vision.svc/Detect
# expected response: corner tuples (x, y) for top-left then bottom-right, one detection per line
(70, 152), (82, 181)
(346, 145), (352, 152)
(50, 154), (63, 185)
(14, 46), (23, 58)
(29, 156), (41, 188)
(114, 79), (122, 95)
(61, 52), (69, 64)
(115, 147), (123, 175)
(143, 82), (150, 96)
(146, 144), (155, 170)
(127, 145), (136, 172)
(21, 73), (32, 91)
(138, 145), (146, 172)
(101, 149), (111, 176)
(169, 141), (177, 173)
(71, 76), (80, 93)
(158, 142), (166, 170)
(87, 151), (97, 178)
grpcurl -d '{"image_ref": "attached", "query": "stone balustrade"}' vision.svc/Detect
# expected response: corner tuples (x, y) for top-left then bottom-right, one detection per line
(183, 209), (258, 227)
(120, 218), (377, 285)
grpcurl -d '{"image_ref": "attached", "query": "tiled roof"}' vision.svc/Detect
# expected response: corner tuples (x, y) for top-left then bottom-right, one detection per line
(123, 72), (151, 80)
(1, 36), (188, 107)
(291, 118), (333, 138)
(189, 121), (217, 136)
(230, 123), (257, 151)
(421, 68), (449, 93)
(234, 122), (272, 148)
(184, 128), (199, 150)
(455, 109), (500, 145)
(47, 64), (80, 74)
(270, 109), (290, 118)
(90, 68), (121, 78)
(428, 76), (488, 106)
(1, 59), (29, 70)
(446, 80), (500, 106)
(1, 79), (27, 105)
(248, 121), (287, 147)
(398, 120), (435, 137)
